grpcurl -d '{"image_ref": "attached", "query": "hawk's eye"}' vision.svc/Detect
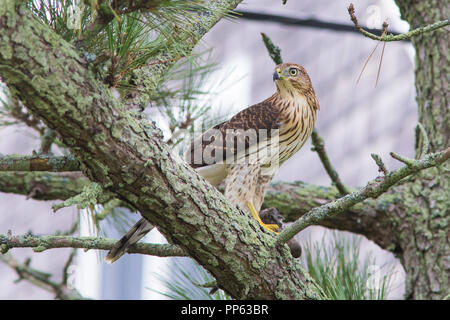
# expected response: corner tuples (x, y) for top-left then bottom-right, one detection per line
(289, 68), (298, 76)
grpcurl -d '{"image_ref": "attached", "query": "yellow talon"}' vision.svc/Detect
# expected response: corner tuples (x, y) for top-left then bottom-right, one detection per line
(247, 202), (279, 233)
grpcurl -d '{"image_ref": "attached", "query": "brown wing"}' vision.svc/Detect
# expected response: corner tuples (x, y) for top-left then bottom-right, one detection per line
(185, 96), (281, 168)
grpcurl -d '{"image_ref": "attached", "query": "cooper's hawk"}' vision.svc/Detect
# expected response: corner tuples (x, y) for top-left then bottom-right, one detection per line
(106, 63), (319, 263)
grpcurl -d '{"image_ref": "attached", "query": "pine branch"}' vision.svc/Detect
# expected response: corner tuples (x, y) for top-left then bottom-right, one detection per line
(277, 147), (450, 244)
(0, 233), (187, 257)
(348, 3), (449, 42)
(0, 155), (80, 172)
(131, 0), (243, 101)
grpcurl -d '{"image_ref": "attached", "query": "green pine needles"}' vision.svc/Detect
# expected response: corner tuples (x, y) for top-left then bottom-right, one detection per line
(153, 232), (394, 300)
(302, 232), (394, 300)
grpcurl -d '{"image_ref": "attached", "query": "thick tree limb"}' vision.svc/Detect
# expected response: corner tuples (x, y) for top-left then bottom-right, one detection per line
(276, 148), (450, 244)
(0, 1), (324, 300)
(0, 233), (187, 257)
(0, 169), (399, 251)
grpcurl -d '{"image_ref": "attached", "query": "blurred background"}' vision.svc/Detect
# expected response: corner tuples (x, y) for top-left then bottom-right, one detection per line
(0, 0), (418, 299)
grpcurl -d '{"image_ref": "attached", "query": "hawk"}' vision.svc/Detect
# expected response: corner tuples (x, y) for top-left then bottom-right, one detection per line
(106, 63), (319, 263)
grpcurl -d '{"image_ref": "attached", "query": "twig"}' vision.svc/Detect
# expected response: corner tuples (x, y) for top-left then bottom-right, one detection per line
(62, 249), (77, 286)
(0, 233), (187, 257)
(415, 123), (429, 159)
(348, 3), (449, 42)
(390, 152), (415, 166)
(311, 130), (350, 195)
(0, 254), (86, 300)
(277, 147), (450, 244)
(261, 33), (282, 65)
(370, 153), (388, 175)
(261, 34), (348, 195)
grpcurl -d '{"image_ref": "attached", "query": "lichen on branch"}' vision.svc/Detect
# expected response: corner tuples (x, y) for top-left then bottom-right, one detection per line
(276, 147), (450, 244)
(0, 233), (187, 257)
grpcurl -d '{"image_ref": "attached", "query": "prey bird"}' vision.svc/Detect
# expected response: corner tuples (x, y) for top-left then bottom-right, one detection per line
(106, 63), (319, 263)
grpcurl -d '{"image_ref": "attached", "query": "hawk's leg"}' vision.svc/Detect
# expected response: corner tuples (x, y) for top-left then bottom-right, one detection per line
(247, 201), (279, 233)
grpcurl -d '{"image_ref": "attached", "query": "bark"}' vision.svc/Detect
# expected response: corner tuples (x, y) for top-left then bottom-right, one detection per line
(0, 172), (88, 200)
(0, 170), (400, 254)
(0, 2), (324, 300)
(392, 0), (449, 299)
(0, 234), (187, 257)
(0, 154), (80, 172)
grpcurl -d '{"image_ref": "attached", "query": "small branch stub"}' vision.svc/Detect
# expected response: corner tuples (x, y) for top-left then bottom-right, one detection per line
(371, 153), (388, 175)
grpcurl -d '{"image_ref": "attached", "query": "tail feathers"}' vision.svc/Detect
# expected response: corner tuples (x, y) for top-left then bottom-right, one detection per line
(105, 218), (154, 263)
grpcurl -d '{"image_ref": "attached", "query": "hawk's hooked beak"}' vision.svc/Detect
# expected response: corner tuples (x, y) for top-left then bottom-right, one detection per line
(273, 67), (282, 81)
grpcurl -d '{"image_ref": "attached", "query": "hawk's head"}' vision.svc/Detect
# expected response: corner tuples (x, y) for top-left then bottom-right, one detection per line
(273, 63), (313, 97)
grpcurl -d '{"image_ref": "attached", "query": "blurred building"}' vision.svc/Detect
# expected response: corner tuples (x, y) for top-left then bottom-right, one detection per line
(0, 0), (417, 299)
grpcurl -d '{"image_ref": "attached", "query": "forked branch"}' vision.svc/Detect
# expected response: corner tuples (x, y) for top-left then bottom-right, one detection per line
(348, 3), (449, 42)
(277, 147), (450, 244)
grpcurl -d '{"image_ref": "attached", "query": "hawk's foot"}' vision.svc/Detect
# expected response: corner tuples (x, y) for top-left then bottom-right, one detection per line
(246, 202), (279, 233)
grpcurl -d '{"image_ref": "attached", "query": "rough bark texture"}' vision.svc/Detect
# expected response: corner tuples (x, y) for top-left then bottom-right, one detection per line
(0, 2), (324, 300)
(0, 0), (448, 300)
(392, 0), (449, 300)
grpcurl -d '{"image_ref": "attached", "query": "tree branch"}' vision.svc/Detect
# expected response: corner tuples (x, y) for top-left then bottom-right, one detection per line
(0, 233), (187, 257)
(0, 167), (399, 252)
(276, 147), (450, 244)
(131, 0), (244, 103)
(311, 130), (350, 195)
(0, 254), (87, 300)
(263, 182), (400, 251)
(0, 155), (80, 172)
(0, 171), (88, 200)
(348, 3), (449, 42)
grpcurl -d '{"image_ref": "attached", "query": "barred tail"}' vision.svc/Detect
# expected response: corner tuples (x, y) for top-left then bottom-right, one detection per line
(105, 218), (154, 263)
